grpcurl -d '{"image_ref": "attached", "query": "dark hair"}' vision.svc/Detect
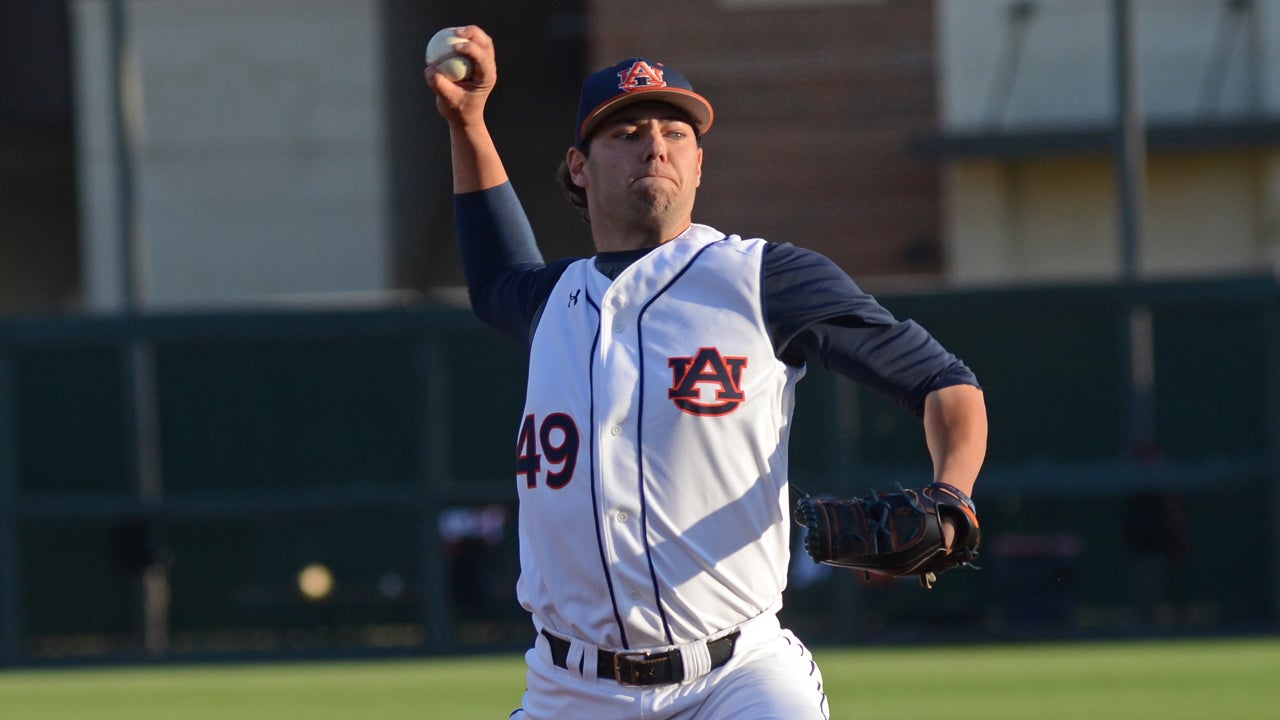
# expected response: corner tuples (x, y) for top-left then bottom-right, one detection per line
(557, 147), (591, 225)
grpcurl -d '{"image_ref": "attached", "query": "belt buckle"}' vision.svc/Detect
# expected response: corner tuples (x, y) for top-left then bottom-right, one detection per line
(613, 650), (661, 686)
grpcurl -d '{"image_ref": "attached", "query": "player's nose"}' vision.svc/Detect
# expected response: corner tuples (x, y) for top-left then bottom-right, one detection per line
(640, 125), (668, 162)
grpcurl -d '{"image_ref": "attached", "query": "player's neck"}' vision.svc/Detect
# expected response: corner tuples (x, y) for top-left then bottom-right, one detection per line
(591, 219), (691, 253)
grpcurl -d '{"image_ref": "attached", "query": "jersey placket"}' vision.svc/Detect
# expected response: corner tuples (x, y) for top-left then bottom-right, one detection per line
(593, 273), (667, 646)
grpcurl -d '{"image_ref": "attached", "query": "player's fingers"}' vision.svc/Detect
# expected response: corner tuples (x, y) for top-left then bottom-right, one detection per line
(423, 25), (496, 125)
(425, 68), (466, 115)
(448, 25), (497, 87)
(454, 24), (493, 49)
(424, 66), (456, 98)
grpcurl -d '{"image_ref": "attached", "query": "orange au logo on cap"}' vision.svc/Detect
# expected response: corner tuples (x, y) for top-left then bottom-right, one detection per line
(617, 60), (666, 92)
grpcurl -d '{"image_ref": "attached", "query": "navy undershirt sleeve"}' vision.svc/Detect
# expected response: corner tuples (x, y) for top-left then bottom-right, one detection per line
(762, 243), (978, 417)
(454, 182), (576, 344)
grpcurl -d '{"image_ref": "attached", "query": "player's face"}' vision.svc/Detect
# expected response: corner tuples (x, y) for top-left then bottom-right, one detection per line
(570, 101), (703, 245)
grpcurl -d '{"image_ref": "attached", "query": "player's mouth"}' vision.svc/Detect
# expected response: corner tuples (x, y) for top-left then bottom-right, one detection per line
(631, 173), (675, 185)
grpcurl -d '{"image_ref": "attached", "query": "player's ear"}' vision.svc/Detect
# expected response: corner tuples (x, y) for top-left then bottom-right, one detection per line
(695, 146), (703, 188)
(566, 146), (589, 188)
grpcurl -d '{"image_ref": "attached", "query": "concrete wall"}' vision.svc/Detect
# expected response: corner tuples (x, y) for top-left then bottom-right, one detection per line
(71, 0), (389, 311)
(944, 151), (1272, 283)
(939, 0), (1270, 128)
(936, 0), (1280, 283)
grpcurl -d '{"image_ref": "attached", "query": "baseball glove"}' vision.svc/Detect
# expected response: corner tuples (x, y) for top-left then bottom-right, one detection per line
(794, 483), (980, 589)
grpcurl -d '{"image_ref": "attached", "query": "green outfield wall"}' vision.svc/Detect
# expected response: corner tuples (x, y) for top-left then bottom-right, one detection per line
(0, 275), (1276, 666)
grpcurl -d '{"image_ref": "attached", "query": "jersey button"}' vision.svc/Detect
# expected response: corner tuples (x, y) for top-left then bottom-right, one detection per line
(630, 591), (641, 600)
(616, 512), (628, 522)
(610, 426), (622, 436)
(613, 322), (624, 332)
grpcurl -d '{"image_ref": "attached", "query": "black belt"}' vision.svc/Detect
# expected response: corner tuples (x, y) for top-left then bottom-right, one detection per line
(542, 629), (740, 686)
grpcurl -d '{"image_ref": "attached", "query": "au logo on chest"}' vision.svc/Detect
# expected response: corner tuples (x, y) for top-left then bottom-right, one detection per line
(667, 347), (748, 416)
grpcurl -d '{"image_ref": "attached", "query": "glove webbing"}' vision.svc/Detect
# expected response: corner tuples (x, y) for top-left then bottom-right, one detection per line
(852, 484), (924, 556)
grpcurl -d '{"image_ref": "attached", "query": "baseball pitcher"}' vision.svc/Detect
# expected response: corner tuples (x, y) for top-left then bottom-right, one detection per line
(425, 26), (987, 720)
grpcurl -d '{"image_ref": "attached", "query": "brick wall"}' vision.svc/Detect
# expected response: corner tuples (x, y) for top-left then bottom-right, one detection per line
(590, 0), (941, 282)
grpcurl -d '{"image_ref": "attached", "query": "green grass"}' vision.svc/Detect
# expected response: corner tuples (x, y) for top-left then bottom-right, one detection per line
(0, 637), (1277, 719)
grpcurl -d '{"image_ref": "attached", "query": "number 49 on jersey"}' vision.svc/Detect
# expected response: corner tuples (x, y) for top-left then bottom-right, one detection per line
(516, 412), (579, 489)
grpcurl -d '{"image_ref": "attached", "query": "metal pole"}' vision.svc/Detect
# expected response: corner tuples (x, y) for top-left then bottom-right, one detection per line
(1114, 0), (1145, 284)
(1113, 0), (1155, 460)
(108, 0), (141, 311)
(108, 0), (168, 657)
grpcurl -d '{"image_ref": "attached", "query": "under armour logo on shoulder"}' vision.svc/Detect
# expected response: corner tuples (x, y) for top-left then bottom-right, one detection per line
(568, 289), (581, 307)
(667, 347), (748, 417)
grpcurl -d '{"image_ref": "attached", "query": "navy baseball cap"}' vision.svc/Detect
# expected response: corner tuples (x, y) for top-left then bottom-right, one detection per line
(574, 57), (714, 147)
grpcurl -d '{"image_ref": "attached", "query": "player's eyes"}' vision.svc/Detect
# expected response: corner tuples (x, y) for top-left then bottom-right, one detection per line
(609, 124), (689, 141)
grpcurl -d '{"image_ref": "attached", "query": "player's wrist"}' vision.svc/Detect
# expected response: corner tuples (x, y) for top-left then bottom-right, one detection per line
(928, 482), (976, 515)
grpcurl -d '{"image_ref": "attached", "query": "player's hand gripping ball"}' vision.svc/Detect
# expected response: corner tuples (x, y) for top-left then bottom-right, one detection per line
(426, 28), (472, 82)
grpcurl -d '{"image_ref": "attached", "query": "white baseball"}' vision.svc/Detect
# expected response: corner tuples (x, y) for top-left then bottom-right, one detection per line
(426, 28), (471, 81)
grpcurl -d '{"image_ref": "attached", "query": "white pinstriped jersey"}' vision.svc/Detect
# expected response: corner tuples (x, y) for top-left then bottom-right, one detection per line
(515, 223), (805, 651)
